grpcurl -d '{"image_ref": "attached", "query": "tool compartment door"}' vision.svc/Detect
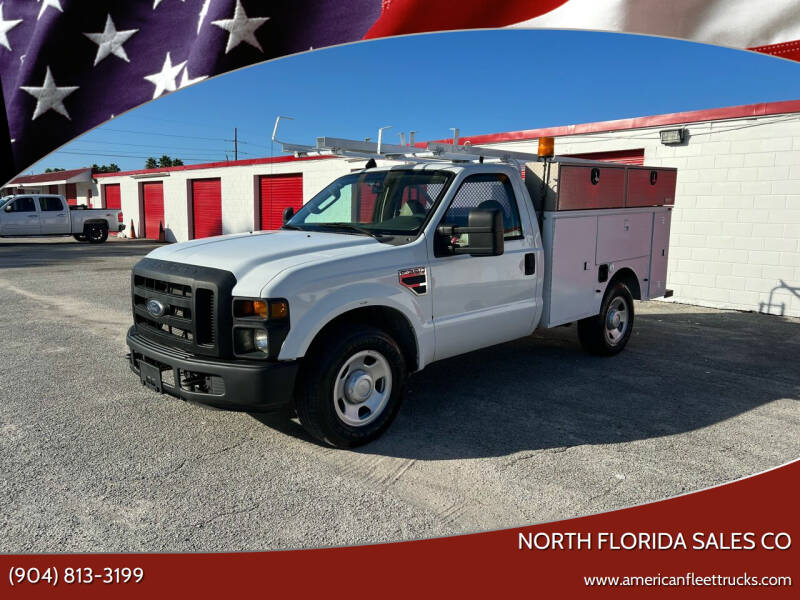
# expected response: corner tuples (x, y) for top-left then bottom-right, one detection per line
(648, 208), (672, 298)
(596, 211), (653, 264)
(544, 214), (600, 326)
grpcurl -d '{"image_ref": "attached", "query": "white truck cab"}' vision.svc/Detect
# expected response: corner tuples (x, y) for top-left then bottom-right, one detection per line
(127, 134), (675, 447)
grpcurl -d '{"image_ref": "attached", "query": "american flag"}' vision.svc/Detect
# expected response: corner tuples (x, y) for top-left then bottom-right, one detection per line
(2, 0), (799, 186)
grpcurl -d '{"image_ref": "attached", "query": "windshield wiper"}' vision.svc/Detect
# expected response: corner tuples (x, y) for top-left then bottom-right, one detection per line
(314, 223), (391, 241)
(281, 223), (303, 230)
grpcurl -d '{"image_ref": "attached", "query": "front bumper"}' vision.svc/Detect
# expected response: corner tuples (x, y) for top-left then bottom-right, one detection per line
(126, 327), (298, 412)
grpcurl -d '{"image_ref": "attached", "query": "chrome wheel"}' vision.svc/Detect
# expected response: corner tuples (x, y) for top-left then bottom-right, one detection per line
(604, 296), (629, 346)
(333, 349), (392, 427)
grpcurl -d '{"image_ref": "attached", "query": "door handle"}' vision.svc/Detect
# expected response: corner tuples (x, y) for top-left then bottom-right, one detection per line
(524, 253), (536, 275)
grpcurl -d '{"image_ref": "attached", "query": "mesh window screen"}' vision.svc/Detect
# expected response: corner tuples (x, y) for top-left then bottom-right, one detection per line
(444, 174), (523, 239)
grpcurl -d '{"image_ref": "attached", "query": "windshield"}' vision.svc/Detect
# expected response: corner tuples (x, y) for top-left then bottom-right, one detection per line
(286, 169), (452, 237)
(0, 196), (13, 208)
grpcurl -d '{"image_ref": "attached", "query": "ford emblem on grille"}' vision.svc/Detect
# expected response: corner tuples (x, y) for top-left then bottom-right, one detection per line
(146, 298), (167, 317)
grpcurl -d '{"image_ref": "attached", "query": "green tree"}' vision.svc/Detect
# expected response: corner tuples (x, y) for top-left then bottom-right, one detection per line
(44, 167), (65, 173)
(172, 158), (184, 166)
(145, 157), (157, 169)
(91, 163), (121, 174)
(158, 154), (172, 168)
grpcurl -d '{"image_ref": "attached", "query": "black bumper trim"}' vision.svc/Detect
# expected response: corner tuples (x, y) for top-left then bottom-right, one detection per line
(126, 328), (298, 412)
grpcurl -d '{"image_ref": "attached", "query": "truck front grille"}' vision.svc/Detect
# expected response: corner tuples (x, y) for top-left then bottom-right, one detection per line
(130, 259), (236, 358)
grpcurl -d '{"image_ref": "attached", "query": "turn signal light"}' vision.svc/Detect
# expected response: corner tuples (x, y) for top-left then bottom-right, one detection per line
(538, 136), (555, 158)
(234, 299), (288, 320)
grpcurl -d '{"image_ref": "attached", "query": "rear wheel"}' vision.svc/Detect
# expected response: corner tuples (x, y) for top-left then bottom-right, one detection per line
(86, 224), (108, 244)
(295, 325), (407, 448)
(577, 281), (634, 355)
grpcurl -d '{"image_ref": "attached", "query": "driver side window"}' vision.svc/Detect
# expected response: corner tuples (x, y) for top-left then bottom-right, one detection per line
(7, 197), (36, 212)
(441, 174), (523, 248)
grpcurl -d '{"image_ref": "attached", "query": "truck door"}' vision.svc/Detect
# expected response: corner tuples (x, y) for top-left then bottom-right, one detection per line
(0, 196), (40, 235)
(38, 196), (70, 234)
(428, 173), (538, 361)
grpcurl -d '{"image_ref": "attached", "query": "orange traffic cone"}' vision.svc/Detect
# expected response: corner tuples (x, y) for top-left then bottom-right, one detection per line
(158, 221), (166, 243)
(129, 219), (136, 239)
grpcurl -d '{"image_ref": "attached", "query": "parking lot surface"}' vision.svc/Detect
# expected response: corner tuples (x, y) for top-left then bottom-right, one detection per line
(1, 237), (798, 552)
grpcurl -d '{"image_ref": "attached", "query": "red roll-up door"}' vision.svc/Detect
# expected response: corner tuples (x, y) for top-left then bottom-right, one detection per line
(48, 185), (58, 194)
(566, 148), (645, 165)
(104, 184), (121, 210)
(65, 183), (77, 205)
(142, 182), (164, 240)
(191, 178), (222, 239)
(259, 174), (302, 230)
(103, 184), (123, 234)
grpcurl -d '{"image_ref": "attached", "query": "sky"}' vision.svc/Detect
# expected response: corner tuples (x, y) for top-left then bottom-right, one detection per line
(32, 29), (800, 173)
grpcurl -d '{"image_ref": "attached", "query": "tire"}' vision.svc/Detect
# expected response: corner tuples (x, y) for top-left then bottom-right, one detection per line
(295, 325), (407, 448)
(577, 281), (635, 356)
(73, 233), (87, 242)
(86, 224), (108, 244)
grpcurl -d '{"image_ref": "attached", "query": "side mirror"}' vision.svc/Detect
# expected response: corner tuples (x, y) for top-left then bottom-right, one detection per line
(281, 206), (295, 224)
(3, 205), (11, 212)
(437, 208), (504, 257)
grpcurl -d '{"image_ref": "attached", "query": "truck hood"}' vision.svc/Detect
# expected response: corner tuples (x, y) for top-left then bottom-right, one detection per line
(146, 230), (384, 288)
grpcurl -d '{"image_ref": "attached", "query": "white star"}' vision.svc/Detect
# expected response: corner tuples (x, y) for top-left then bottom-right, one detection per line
(20, 66), (78, 120)
(84, 15), (138, 66)
(0, 4), (22, 52)
(197, 0), (210, 34)
(153, 0), (185, 9)
(143, 52), (186, 99)
(212, 0), (269, 53)
(178, 66), (207, 89)
(37, 0), (62, 21)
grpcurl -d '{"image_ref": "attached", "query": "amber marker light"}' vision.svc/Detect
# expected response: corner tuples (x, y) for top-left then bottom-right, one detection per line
(269, 300), (289, 320)
(538, 136), (555, 158)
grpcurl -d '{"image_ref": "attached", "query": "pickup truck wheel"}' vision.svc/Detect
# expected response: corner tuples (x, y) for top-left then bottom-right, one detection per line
(86, 224), (108, 244)
(296, 325), (407, 448)
(577, 282), (634, 356)
(72, 233), (87, 242)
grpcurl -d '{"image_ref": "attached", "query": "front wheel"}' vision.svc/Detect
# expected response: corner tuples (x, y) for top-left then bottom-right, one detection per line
(73, 233), (87, 242)
(577, 281), (635, 355)
(295, 325), (407, 448)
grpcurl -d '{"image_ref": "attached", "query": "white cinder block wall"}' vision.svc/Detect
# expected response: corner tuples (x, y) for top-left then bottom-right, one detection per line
(481, 114), (800, 318)
(95, 108), (800, 318)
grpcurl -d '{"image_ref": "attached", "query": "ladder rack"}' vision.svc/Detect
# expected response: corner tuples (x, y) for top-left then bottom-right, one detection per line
(271, 117), (546, 166)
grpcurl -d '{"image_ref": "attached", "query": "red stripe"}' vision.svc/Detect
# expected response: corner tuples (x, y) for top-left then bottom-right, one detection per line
(364, 0), (567, 38)
(750, 39), (800, 62)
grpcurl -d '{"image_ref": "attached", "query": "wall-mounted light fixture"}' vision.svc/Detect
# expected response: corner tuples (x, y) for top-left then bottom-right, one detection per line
(660, 128), (687, 145)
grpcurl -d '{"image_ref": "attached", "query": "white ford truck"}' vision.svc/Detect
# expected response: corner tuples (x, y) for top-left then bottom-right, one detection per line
(0, 194), (123, 243)
(127, 135), (675, 447)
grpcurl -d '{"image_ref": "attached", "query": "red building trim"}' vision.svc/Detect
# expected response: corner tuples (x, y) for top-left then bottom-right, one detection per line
(95, 154), (336, 179)
(420, 99), (800, 146)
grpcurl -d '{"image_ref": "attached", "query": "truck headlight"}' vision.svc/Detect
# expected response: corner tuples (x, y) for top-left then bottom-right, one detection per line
(254, 330), (269, 354)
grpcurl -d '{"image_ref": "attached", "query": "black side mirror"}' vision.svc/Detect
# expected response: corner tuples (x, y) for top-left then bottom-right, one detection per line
(437, 208), (504, 257)
(281, 206), (295, 224)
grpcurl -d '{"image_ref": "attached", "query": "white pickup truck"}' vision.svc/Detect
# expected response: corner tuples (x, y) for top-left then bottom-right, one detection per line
(0, 194), (123, 243)
(126, 137), (675, 447)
